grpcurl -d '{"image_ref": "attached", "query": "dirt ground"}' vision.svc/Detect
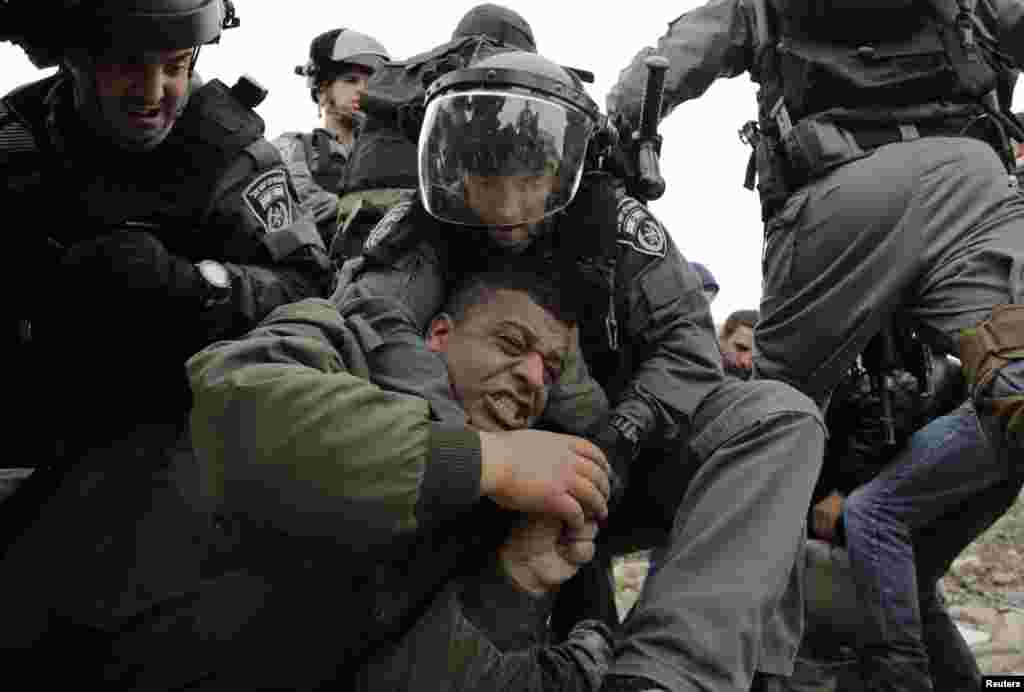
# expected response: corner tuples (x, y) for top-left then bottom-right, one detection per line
(941, 493), (1024, 609)
(942, 492), (1024, 675)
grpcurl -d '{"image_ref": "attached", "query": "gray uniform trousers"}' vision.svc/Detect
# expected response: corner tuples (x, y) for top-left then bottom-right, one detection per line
(601, 377), (825, 692)
(755, 135), (1024, 691)
(757, 136), (1024, 400)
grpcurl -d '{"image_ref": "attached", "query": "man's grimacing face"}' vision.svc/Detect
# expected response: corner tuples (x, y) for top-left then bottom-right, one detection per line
(427, 289), (571, 432)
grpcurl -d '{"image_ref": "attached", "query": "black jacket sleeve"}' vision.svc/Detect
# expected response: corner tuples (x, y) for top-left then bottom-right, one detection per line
(352, 555), (614, 692)
(609, 192), (726, 445)
(198, 141), (334, 342)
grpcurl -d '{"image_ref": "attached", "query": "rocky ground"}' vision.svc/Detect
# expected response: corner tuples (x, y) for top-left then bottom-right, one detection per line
(941, 491), (1024, 675)
(614, 492), (1024, 676)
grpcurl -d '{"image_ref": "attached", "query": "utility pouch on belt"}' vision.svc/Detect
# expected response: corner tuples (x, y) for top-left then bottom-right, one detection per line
(782, 118), (869, 184)
(754, 133), (793, 221)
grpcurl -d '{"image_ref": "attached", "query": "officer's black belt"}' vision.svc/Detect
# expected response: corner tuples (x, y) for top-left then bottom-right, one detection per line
(845, 120), (977, 152)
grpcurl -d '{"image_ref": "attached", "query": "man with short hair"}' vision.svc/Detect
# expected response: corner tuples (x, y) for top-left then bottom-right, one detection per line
(333, 48), (826, 692)
(719, 308), (759, 376)
(185, 264), (615, 689)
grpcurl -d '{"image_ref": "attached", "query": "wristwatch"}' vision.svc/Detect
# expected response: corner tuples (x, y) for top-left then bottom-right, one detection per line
(195, 260), (232, 309)
(607, 413), (641, 448)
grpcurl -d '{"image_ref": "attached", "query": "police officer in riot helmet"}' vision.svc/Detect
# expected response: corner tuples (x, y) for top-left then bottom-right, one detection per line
(331, 4), (539, 266)
(272, 28), (389, 252)
(335, 48), (826, 691)
(0, 0), (331, 685)
(609, 1), (1024, 691)
(419, 52), (593, 244)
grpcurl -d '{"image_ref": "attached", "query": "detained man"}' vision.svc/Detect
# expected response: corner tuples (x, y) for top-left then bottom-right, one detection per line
(185, 264), (615, 689)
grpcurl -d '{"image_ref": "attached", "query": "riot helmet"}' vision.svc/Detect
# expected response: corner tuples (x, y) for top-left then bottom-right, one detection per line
(296, 28), (390, 103)
(83, 0), (232, 56)
(451, 4), (536, 52)
(58, 0), (239, 152)
(418, 50), (599, 230)
(3, 0), (237, 67)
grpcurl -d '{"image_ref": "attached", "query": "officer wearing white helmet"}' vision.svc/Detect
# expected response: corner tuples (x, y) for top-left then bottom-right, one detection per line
(273, 28), (390, 251)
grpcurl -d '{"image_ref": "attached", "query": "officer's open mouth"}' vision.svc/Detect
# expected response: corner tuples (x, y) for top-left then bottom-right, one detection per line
(486, 392), (528, 429)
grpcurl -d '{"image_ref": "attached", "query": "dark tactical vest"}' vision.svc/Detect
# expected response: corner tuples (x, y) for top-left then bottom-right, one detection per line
(1, 75), (276, 568)
(4, 74), (269, 255)
(750, 0), (1006, 214)
(4, 74), (272, 433)
(300, 129), (348, 195)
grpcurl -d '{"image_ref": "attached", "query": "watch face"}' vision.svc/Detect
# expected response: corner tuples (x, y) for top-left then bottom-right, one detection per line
(199, 261), (231, 289)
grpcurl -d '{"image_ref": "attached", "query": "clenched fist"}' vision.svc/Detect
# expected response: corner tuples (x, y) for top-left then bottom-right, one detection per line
(499, 515), (600, 596)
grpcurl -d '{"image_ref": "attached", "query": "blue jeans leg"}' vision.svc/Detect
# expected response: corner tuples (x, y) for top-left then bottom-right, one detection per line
(842, 406), (1001, 692)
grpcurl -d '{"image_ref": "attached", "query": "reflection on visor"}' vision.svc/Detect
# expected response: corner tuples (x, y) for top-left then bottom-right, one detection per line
(418, 89), (593, 227)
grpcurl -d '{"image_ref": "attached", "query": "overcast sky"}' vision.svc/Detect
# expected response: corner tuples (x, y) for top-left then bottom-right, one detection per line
(5, 1), (1022, 325)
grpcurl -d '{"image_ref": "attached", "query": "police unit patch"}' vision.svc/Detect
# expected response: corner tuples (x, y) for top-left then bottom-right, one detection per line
(243, 169), (294, 233)
(364, 199), (414, 251)
(616, 197), (667, 258)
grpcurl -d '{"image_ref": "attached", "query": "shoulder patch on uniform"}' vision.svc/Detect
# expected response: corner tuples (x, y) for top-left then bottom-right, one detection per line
(242, 168), (294, 233)
(364, 199), (415, 251)
(616, 197), (667, 258)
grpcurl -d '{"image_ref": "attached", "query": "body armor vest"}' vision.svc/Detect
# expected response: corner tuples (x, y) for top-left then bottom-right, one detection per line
(3, 75), (265, 254)
(748, 0), (1007, 217)
(758, 0), (997, 128)
(301, 129), (348, 194)
(4, 74), (269, 427)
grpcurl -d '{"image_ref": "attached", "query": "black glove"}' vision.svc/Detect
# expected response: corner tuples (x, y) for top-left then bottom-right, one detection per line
(587, 414), (641, 506)
(61, 230), (206, 304)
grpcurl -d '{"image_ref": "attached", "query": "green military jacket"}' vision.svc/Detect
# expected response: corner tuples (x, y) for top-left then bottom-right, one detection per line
(186, 298), (613, 690)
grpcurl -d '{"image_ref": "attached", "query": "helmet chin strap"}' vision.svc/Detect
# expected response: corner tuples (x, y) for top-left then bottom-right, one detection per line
(66, 51), (194, 153)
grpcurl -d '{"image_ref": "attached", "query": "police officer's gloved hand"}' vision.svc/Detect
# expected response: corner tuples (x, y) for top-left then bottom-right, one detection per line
(62, 230), (207, 305)
(586, 414), (641, 507)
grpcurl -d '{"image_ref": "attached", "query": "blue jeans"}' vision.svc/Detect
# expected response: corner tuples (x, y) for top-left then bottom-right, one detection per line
(842, 403), (1022, 692)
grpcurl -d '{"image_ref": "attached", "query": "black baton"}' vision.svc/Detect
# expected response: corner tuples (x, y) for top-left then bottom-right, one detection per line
(635, 54), (669, 201)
